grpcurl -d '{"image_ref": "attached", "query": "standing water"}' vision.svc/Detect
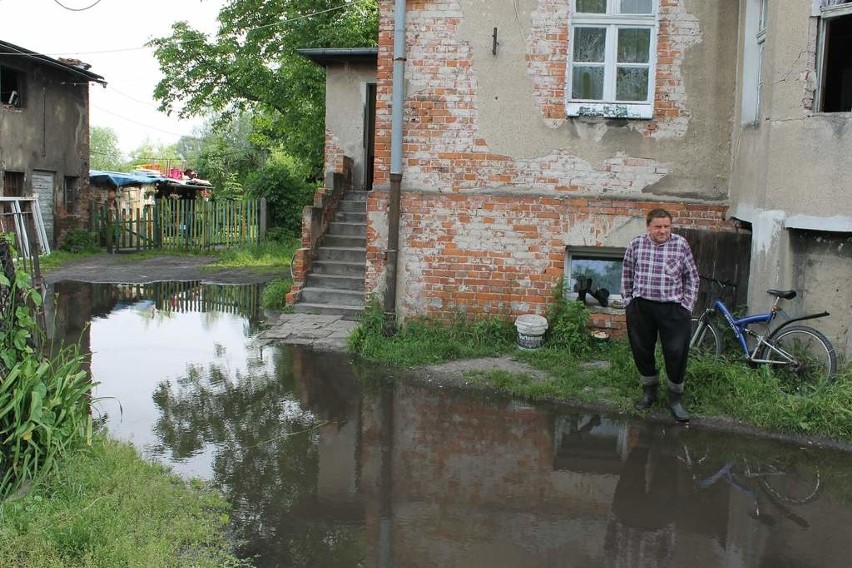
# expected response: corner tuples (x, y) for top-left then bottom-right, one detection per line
(49, 281), (852, 567)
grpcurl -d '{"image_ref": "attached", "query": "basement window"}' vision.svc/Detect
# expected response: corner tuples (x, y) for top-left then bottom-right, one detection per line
(566, 0), (658, 119)
(565, 247), (625, 308)
(0, 65), (24, 108)
(817, 2), (852, 112)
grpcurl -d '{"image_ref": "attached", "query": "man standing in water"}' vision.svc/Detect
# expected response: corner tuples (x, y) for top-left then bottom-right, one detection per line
(621, 209), (699, 423)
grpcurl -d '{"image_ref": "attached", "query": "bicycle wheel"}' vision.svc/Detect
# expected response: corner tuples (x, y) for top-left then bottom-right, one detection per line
(690, 317), (722, 357)
(760, 326), (837, 394)
(758, 461), (821, 505)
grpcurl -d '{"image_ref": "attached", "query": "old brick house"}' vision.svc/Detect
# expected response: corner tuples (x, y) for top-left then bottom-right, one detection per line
(296, 0), (852, 355)
(1, 39), (105, 251)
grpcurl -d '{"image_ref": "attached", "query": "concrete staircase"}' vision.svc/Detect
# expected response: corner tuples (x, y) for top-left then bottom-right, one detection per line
(294, 190), (367, 320)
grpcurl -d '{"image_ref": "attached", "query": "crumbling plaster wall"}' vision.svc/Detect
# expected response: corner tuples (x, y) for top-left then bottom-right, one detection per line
(729, 0), (852, 350)
(0, 60), (93, 247)
(368, 0), (739, 321)
(324, 63), (376, 191)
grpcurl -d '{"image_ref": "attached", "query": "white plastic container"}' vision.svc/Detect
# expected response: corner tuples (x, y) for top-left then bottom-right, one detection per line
(514, 314), (549, 349)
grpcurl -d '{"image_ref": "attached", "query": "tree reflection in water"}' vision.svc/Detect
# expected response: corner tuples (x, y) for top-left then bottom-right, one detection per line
(149, 345), (364, 566)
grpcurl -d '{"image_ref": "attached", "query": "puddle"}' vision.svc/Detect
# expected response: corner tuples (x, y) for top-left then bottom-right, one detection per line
(47, 280), (852, 567)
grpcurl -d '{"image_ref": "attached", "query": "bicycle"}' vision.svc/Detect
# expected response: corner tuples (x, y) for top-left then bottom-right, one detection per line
(689, 275), (837, 394)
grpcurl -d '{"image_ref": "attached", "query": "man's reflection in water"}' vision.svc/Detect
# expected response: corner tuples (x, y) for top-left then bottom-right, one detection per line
(602, 422), (728, 567)
(605, 425), (677, 566)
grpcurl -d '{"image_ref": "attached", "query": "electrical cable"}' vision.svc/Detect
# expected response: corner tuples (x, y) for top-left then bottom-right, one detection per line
(52, 0), (104, 11)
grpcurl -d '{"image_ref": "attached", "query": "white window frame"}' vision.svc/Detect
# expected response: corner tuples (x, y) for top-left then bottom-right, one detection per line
(564, 246), (626, 307)
(815, 1), (852, 112)
(566, 0), (659, 120)
(741, 0), (767, 124)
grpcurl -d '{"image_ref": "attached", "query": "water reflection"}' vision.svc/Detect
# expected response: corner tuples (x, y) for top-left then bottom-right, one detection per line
(50, 281), (852, 567)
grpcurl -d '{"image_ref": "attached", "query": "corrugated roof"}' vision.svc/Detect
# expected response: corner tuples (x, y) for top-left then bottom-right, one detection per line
(0, 39), (106, 85)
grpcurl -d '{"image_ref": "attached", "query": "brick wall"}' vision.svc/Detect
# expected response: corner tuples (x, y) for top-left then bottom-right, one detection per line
(370, 0), (731, 332)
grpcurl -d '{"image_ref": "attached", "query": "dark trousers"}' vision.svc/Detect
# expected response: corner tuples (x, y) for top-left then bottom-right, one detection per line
(625, 298), (692, 386)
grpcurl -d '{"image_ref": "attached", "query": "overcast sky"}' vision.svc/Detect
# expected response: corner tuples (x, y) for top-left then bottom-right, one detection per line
(2, 0), (225, 154)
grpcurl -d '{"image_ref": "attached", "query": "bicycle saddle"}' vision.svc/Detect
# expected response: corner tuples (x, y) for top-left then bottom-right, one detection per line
(766, 289), (796, 300)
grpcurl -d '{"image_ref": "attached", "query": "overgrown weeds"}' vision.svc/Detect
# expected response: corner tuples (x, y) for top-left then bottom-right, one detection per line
(0, 243), (95, 499)
(0, 435), (246, 568)
(348, 296), (517, 366)
(348, 292), (852, 444)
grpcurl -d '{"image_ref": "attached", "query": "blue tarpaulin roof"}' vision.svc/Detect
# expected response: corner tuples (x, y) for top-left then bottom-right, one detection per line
(89, 169), (167, 188)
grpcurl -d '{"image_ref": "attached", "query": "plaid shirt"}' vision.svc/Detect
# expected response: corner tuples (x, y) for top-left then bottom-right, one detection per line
(621, 233), (699, 311)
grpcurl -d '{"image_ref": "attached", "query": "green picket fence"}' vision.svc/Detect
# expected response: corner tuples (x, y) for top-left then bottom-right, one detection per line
(95, 198), (264, 252)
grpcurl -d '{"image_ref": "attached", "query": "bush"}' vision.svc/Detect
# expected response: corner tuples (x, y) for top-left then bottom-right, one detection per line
(0, 258), (94, 497)
(246, 158), (316, 237)
(261, 278), (293, 310)
(546, 284), (592, 356)
(59, 229), (100, 253)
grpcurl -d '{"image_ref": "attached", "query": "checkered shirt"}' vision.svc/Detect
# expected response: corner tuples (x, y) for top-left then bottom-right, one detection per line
(621, 233), (699, 311)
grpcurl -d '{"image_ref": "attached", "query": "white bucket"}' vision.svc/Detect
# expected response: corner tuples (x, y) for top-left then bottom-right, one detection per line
(514, 314), (549, 349)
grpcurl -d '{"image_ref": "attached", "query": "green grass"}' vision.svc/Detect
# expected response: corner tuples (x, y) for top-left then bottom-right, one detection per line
(40, 237), (301, 274)
(348, 300), (852, 444)
(209, 238), (300, 270)
(0, 436), (246, 568)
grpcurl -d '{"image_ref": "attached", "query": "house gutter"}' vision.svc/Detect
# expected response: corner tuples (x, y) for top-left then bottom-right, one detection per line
(383, 0), (406, 332)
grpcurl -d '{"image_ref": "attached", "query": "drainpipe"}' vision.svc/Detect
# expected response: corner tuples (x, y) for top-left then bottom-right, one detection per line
(383, 0), (406, 333)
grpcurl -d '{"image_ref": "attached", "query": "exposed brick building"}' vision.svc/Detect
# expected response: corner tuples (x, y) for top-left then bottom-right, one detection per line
(300, 0), (852, 353)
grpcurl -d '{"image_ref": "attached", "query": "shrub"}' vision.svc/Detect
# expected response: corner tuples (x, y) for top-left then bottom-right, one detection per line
(59, 229), (100, 253)
(546, 282), (592, 356)
(0, 251), (94, 497)
(245, 158), (316, 237)
(261, 278), (293, 310)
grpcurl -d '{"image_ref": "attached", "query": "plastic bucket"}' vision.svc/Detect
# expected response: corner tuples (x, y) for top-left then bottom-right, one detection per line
(515, 314), (548, 350)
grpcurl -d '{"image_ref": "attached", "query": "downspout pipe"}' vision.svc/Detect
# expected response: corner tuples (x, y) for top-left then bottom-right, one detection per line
(383, 0), (406, 333)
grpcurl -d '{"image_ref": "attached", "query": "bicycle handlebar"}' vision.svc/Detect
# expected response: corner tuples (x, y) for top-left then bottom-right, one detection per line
(699, 275), (737, 289)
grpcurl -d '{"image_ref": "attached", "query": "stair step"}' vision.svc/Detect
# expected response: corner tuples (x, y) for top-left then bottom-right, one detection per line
(307, 273), (365, 291)
(322, 235), (366, 248)
(311, 259), (365, 277)
(334, 211), (367, 223)
(328, 221), (367, 236)
(299, 287), (364, 306)
(339, 200), (367, 213)
(317, 246), (367, 263)
(294, 302), (363, 320)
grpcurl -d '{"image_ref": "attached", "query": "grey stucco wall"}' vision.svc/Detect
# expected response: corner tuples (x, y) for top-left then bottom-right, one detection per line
(1, 58), (92, 246)
(729, 0), (852, 351)
(325, 62), (376, 191)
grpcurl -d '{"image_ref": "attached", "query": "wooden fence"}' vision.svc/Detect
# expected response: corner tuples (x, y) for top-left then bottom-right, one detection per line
(94, 197), (265, 252)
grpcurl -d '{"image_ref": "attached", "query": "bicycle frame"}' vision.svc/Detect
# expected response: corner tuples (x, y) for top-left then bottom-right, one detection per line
(699, 299), (830, 363)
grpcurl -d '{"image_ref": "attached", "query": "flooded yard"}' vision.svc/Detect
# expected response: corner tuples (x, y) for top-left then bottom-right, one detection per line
(49, 280), (852, 567)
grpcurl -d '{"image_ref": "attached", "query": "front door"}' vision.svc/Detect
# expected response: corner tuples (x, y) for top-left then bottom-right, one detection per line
(32, 170), (55, 247)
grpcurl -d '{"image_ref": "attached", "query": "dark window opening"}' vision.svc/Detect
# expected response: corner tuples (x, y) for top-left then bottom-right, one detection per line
(822, 14), (852, 112)
(64, 177), (79, 214)
(0, 65), (24, 108)
(3, 171), (25, 197)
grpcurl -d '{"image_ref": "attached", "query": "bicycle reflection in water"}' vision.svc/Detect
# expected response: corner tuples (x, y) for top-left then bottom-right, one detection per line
(677, 442), (821, 529)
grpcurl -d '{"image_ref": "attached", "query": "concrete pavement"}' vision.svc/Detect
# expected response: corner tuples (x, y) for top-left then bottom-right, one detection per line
(257, 312), (358, 351)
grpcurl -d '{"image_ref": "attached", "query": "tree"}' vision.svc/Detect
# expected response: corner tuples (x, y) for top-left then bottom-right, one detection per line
(89, 126), (125, 171)
(148, 0), (379, 176)
(127, 140), (185, 175)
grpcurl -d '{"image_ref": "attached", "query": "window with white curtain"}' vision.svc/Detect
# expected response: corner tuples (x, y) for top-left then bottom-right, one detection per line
(566, 0), (657, 119)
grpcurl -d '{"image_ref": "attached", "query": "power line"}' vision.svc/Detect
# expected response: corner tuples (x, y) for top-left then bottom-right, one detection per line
(53, 0), (105, 11)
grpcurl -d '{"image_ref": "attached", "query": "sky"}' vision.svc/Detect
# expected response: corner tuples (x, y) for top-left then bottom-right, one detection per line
(2, 0), (226, 154)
